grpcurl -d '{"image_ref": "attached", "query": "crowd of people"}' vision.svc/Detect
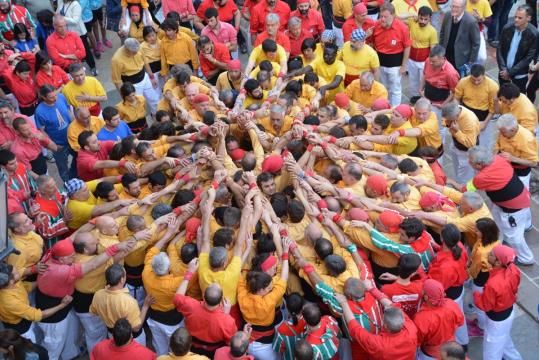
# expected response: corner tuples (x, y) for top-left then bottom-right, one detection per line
(0, 0), (537, 359)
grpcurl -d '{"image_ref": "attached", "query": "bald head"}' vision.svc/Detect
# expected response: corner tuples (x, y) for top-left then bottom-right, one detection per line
(204, 283), (223, 307)
(73, 232), (98, 255)
(53, 15), (68, 36)
(96, 216), (119, 236)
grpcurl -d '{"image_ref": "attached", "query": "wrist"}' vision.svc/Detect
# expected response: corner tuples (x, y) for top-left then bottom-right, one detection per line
(281, 253), (289, 261)
(105, 244), (119, 257)
(211, 181), (219, 189)
(118, 159), (126, 168)
(30, 264), (37, 274)
(398, 129), (405, 137)
(303, 264), (314, 274)
(184, 271), (193, 281)
(149, 73), (155, 80)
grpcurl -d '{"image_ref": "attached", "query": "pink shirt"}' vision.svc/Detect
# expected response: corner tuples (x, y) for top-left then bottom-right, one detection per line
(76, 140), (115, 181)
(162, 0), (195, 18)
(201, 22), (238, 46)
(37, 260), (83, 298)
(10, 136), (49, 169)
(0, 114), (36, 147)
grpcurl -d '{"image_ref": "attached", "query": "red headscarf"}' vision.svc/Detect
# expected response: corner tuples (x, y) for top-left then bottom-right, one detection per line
(42, 238), (75, 263)
(419, 191), (456, 211)
(185, 218), (201, 243)
(262, 155), (284, 173)
(423, 279), (445, 306)
(366, 175), (388, 196)
(230, 148), (246, 161)
(378, 210), (403, 233)
(260, 255), (277, 272)
(394, 104), (413, 119)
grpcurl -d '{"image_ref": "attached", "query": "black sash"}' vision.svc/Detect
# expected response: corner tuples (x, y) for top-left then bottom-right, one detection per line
(445, 285), (464, 300)
(73, 290), (95, 314)
(424, 81), (450, 102)
(35, 287), (72, 323)
(148, 60), (161, 74)
(124, 263), (144, 287)
(148, 307), (184, 325)
(486, 305), (513, 322)
(332, 15), (346, 28)
(485, 171), (524, 207)
(121, 68), (145, 84)
(2, 318), (32, 334)
(452, 135), (478, 152)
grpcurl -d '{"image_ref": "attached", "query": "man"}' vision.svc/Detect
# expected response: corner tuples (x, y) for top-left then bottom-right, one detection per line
(244, 39), (288, 78)
(199, 36), (231, 85)
(0, 0), (36, 42)
(372, 3), (411, 107)
(286, 17), (311, 58)
(473, 245), (522, 360)
(0, 149), (37, 213)
(414, 279), (465, 359)
(441, 101), (480, 182)
(160, 19), (200, 76)
(342, 3), (375, 43)
(301, 303), (341, 359)
(345, 71), (388, 110)
(342, 29), (380, 86)
(201, 7), (238, 53)
(254, 13), (291, 55)
(214, 327), (254, 360)
(62, 63), (107, 117)
(67, 107), (105, 152)
(467, 146), (535, 266)
(34, 85), (75, 182)
(111, 38), (159, 114)
(91, 318), (157, 359)
(97, 106), (133, 142)
(250, 0), (291, 45)
(11, 117), (57, 175)
(498, 82), (538, 134)
(290, 0), (325, 40)
(0, 99), (36, 149)
(407, 6), (438, 98)
(258, 103), (293, 137)
(160, 328), (210, 360)
(46, 15), (86, 71)
(497, 5), (538, 91)
(439, 0), (480, 74)
(194, 0), (240, 34)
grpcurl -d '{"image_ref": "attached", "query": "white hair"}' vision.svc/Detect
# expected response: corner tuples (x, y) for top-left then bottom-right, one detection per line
(151, 252), (170, 276)
(124, 38), (140, 52)
(496, 114), (518, 130)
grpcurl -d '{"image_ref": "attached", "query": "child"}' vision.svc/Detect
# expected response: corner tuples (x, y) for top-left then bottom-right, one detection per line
(13, 23), (39, 54)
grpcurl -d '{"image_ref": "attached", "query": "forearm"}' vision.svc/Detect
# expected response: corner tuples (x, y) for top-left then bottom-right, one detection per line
(402, 47), (410, 66)
(91, 201), (122, 217)
(41, 303), (66, 319)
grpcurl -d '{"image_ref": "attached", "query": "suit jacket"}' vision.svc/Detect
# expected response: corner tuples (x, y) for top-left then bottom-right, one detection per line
(497, 23), (539, 78)
(439, 12), (480, 68)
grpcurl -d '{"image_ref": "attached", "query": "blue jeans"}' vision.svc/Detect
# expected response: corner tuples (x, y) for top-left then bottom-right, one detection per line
(53, 145), (77, 183)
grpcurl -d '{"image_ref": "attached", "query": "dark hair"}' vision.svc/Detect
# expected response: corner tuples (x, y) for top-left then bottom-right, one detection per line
(0, 263), (13, 289)
(246, 271), (273, 293)
(155, 110), (170, 122)
(400, 218), (425, 239)
(441, 224), (462, 260)
(166, 11), (181, 23)
(14, 60), (31, 74)
(349, 115), (368, 131)
(175, 70), (191, 85)
(270, 192), (288, 218)
(198, 35), (212, 48)
(302, 303), (321, 326)
(68, 62), (85, 74)
(418, 5), (433, 17)
(374, 114), (390, 129)
(398, 158), (419, 174)
(397, 253), (421, 279)
(12, 117), (27, 131)
(213, 228), (234, 248)
(287, 57), (303, 72)
(244, 78), (260, 93)
(257, 232), (277, 253)
(105, 264), (125, 286)
(498, 82), (521, 100)
(204, 7), (219, 19)
(288, 199), (305, 223)
(230, 331), (249, 357)
(328, 126), (346, 138)
(78, 130), (94, 149)
(94, 181), (116, 200)
(303, 114), (320, 125)
(35, 50), (52, 72)
(38, 84), (56, 99)
(301, 37), (317, 52)
(148, 171), (166, 187)
(475, 218), (499, 247)
(36, 9), (55, 26)
(285, 293), (304, 326)
(102, 106), (119, 121)
(142, 25), (156, 39)
(180, 243), (198, 264)
(294, 339), (314, 360)
(314, 238), (333, 259)
(470, 63), (485, 77)
(120, 82), (136, 99)
(304, 71), (318, 84)
(417, 146), (440, 163)
(121, 173), (138, 189)
(13, 23), (31, 41)
(135, 141), (152, 157)
(261, 39), (277, 53)
(0, 149), (15, 165)
(112, 318), (132, 347)
(171, 189), (195, 208)
(325, 254), (346, 276)
(161, 18), (179, 32)
(0, 329), (36, 360)
(169, 328), (192, 356)
(151, 203), (173, 220)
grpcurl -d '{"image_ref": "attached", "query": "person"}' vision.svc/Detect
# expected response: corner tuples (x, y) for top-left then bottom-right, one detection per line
(254, 13), (291, 55)
(158, 327), (210, 360)
(46, 14), (86, 71)
(250, 0), (291, 46)
(67, 107), (105, 152)
(201, 7), (238, 54)
(371, 3), (411, 106)
(497, 82), (538, 134)
(290, 0), (325, 40)
(473, 245), (523, 360)
(439, 0), (480, 75)
(0, 328), (48, 360)
(11, 117), (57, 175)
(62, 63), (107, 117)
(216, 59), (242, 93)
(344, 71), (388, 109)
(272, 293), (306, 360)
(497, 5), (538, 92)
(301, 303), (341, 359)
(35, 8), (55, 50)
(0, 0), (36, 42)
(6, 213), (43, 283)
(2, 60), (38, 118)
(0, 149), (37, 214)
(12, 22), (39, 53)
(342, 3), (375, 43)
(116, 82), (148, 133)
(198, 36), (231, 85)
(285, 17), (311, 58)
(160, 19), (199, 76)
(97, 106), (134, 141)
(91, 0), (113, 54)
(214, 327), (254, 360)
(342, 29), (380, 86)
(162, 0), (196, 23)
(35, 51), (70, 90)
(90, 318), (157, 359)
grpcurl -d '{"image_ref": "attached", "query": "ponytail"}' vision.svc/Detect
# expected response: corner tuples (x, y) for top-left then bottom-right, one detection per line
(441, 224), (462, 261)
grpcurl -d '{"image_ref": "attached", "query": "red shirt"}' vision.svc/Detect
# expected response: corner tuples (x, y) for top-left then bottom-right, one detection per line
(90, 339), (156, 360)
(34, 191), (64, 218)
(372, 18), (411, 54)
(290, 9), (325, 39)
(37, 259), (83, 298)
(348, 314), (418, 360)
(2, 70), (37, 107)
(423, 60), (459, 92)
(46, 31), (86, 70)
(381, 280), (423, 318)
(0, 114), (36, 147)
(76, 140), (116, 181)
(36, 65), (70, 90)
(197, 0), (238, 23)
(285, 28), (311, 57)
(428, 244), (468, 290)
(250, 0), (291, 34)
(342, 17), (376, 43)
(254, 31), (291, 54)
(473, 265), (520, 313)
(413, 300), (464, 358)
(214, 347), (254, 360)
(173, 294), (237, 345)
(200, 42), (231, 78)
(11, 136), (49, 169)
(430, 161), (447, 186)
(162, 0), (195, 18)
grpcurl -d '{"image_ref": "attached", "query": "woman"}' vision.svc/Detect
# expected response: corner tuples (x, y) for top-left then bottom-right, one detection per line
(0, 329), (48, 360)
(35, 51), (70, 90)
(3, 60), (37, 118)
(300, 38), (317, 67)
(140, 26), (163, 89)
(56, 0), (98, 76)
(117, 82), (147, 133)
(467, 218), (501, 336)
(273, 293), (306, 360)
(427, 224), (469, 347)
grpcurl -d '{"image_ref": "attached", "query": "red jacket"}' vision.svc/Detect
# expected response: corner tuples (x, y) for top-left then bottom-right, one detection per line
(46, 31), (86, 70)
(474, 265), (520, 313)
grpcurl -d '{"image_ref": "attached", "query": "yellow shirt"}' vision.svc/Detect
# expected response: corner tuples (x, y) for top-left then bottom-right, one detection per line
(67, 117), (105, 151)
(258, 115), (294, 137)
(243, 90), (269, 109)
(341, 42), (380, 76)
(388, 121), (418, 154)
(311, 57), (346, 101)
(0, 282), (42, 324)
(62, 77), (106, 110)
(393, 0), (432, 16)
(314, 43), (343, 62)
(495, 125), (539, 162)
(142, 247), (183, 312)
(248, 44), (287, 67)
(215, 71), (242, 92)
(117, 95), (147, 124)
(469, 240), (500, 279)
(446, 106), (480, 149)
(140, 40), (161, 64)
(198, 252), (242, 305)
(167, 243), (202, 300)
(499, 94), (538, 133)
(237, 277), (287, 325)
(7, 231), (43, 277)
(89, 288), (141, 328)
(345, 80), (388, 108)
(157, 353), (209, 360)
(111, 47), (148, 86)
(332, 0), (353, 18)
(67, 179), (100, 230)
(160, 32), (199, 75)
(466, 0), (493, 19)
(129, 22), (145, 42)
(408, 20), (438, 49)
(74, 253), (113, 294)
(344, 225), (400, 268)
(454, 75), (499, 113)
(410, 110), (442, 148)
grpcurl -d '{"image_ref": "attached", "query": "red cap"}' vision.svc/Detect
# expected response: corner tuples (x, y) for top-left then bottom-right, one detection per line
(348, 208), (369, 221)
(394, 104), (413, 119)
(353, 3), (368, 15)
(129, 5), (141, 14)
(378, 210), (403, 233)
(230, 148), (245, 161)
(52, 239), (75, 258)
(372, 98), (391, 110)
(419, 191), (456, 211)
(366, 175), (388, 196)
(262, 155), (284, 173)
(297, 0), (310, 4)
(492, 245), (516, 266)
(423, 279), (446, 306)
(185, 217), (201, 243)
(228, 59), (241, 71)
(193, 94), (210, 104)
(334, 93), (350, 108)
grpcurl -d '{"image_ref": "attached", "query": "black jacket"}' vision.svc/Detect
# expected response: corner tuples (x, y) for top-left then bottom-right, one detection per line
(497, 23), (539, 77)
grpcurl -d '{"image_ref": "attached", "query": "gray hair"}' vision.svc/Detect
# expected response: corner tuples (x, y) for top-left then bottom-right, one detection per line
(266, 13), (280, 24)
(462, 191), (484, 209)
(288, 16), (301, 27)
(383, 307), (405, 333)
(209, 246), (228, 268)
(414, 98), (432, 111)
(269, 103), (285, 116)
(441, 101), (461, 120)
(496, 113), (518, 130)
(467, 146), (494, 167)
(390, 182), (410, 195)
(124, 38), (140, 52)
(360, 71), (374, 84)
(36, 174), (53, 189)
(429, 45), (446, 58)
(151, 252), (171, 276)
(7, 212), (22, 231)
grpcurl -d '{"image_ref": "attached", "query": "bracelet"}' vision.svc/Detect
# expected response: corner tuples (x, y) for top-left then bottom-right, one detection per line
(328, 136), (337, 144)
(278, 71), (285, 78)
(189, 134), (198, 141)
(249, 182), (257, 189)
(306, 144), (314, 152)
(317, 199), (328, 210)
(279, 229), (288, 237)
(181, 174), (191, 183)
(200, 126), (209, 136)
(303, 264), (315, 274)
(211, 181), (219, 189)
(281, 253), (289, 261)
(305, 169), (315, 177)
(105, 244), (119, 257)
(312, 125), (318, 132)
(88, 218), (97, 225)
(173, 206), (183, 216)
(317, 214), (324, 222)
(116, 175), (122, 182)
(320, 142), (328, 150)
(149, 73), (155, 80)
(30, 264), (37, 274)
(240, 88), (247, 94)
(347, 244), (357, 254)
(332, 214), (342, 223)
(289, 242), (297, 252)
(302, 130), (308, 138)
(118, 159), (126, 168)
(184, 272), (193, 281)
(398, 129), (405, 137)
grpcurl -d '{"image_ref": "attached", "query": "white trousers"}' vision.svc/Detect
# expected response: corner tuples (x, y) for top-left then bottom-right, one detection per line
(454, 289), (469, 345)
(416, 348), (436, 360)
(134, 73), (160, 115)
(20, 322), (37, 343)
(248, 341), (279, 360)
(483, 309), (522, 360)
(470, 282), (487, 329)
(379, 66), (402, 107)
(147, 318), (185, 356)
(447, 140), (475, 182)
(75, 311), (107, 353)
(491, 206), (535, 264)
(479, 120), (496, 150)
(518, 173), (532, 229)
(37, 310), (81, 360)
(407, 59), (425, 98)
(477, 31), (487, 65)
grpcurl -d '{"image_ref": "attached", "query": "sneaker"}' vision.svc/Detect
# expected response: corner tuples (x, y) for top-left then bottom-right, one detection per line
(96, 41), (104, 53)
(93, 50), (101, 59)
(103, 39), (113, 48)
(467, 323), (484, 337)
(91, 68), (98, 77)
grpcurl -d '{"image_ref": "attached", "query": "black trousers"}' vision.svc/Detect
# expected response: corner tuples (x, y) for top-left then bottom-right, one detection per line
(80, 34), (96, 69)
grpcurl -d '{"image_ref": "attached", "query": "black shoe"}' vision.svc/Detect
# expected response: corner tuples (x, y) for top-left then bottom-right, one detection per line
(488, 40), (499, 48)
(240, 43), (248, 54)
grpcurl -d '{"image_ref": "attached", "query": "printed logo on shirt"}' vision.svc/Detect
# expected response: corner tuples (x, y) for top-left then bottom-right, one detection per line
(391, 39), (397, 46)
